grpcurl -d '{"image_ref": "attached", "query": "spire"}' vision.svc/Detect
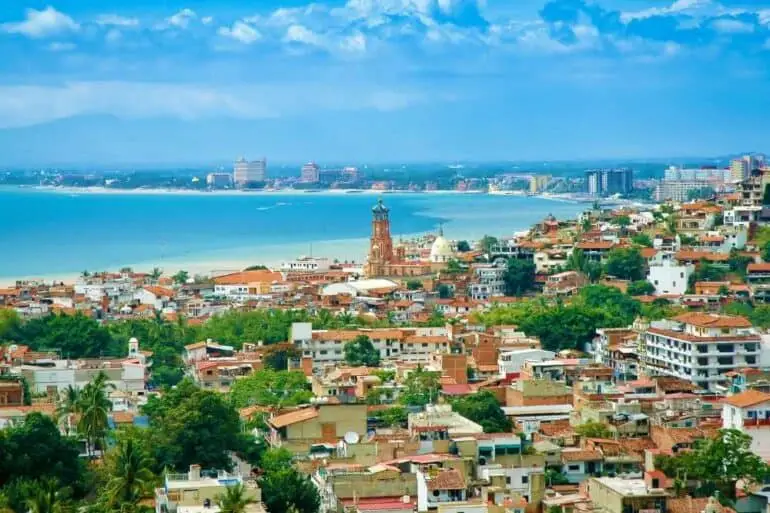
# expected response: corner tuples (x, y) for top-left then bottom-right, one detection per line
(438, 223), (444, 237)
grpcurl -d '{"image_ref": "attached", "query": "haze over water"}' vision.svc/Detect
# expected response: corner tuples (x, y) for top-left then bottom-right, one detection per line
(0, 188), (585, 280)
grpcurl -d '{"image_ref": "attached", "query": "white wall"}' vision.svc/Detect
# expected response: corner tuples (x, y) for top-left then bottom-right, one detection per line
(648, 263), (693, 295)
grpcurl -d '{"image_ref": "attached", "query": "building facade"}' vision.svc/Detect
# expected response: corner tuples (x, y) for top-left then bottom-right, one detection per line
(233, 157), (267, 186)
(301, 162), (320, 183)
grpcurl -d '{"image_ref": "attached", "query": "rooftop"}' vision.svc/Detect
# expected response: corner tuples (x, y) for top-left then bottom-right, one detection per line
(592, 477), (668, 497)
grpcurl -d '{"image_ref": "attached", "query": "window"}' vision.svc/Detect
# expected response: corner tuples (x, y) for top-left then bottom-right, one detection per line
(568, 464), (580, 471)
(522, 475), (529, 484)
(506, 477), (512, 485)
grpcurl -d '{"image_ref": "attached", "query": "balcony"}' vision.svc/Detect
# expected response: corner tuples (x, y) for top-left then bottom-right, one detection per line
(744, 418), (770, 427)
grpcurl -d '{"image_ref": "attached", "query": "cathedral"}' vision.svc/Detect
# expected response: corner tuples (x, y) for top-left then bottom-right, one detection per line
(364, 199), (452, 278)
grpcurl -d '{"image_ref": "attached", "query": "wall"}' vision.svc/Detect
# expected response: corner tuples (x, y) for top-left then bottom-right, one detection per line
(286, 404), (367, 441)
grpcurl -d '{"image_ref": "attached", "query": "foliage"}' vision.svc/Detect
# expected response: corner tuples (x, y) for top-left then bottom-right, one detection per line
(243, 265), (268, 271)
(728, 251), (753, 277)
(502, 259), (536, 296)
(627, 280), (655, 296)
(142, 379), (246, 472)
(690, 259), (727, 284)
(456, 240), (471, 252)
(615, 215), (631, 228)
(445, 259), (464, 274)
(679, 233), (697, 246)
(437, 284), (454, 299)
(656, 429), (770, 500)
(344, 335), (381, 367)
(566, 249), (602, 282)
(24, 478), (72, 513)
(102, 430), (155, 510)
(399, 367), (440, 407)
(0, 413), (85, 490)
(77, 372), (114, 458)
(172, 270), (190, 284)
(686, 187), (716, 201)
(631, 233), (653, 248)
(406, 280), (423, 291)
(258, 449), (320, 513)
(229, 370), (312, 409)
(605, 247), (646, 281)
(545, 468), (570, 486)
(480, 235), (498, 255)
(575, 421), (612, 439)
(451, 391), (512, 433)
(763, 242), (770, 264)
(216, 483), (256, 513)
(371, 406), (409, 427)
(6, 313), (120, 358)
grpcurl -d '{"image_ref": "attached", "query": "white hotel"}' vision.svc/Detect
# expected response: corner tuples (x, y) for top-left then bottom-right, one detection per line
(643, 313), (764, 391)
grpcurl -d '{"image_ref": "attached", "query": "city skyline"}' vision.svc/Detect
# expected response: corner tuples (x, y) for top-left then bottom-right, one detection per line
(1, 0), (770, 165)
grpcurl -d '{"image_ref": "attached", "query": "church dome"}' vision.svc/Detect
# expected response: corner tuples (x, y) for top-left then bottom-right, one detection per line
(430, 232), (454, 263)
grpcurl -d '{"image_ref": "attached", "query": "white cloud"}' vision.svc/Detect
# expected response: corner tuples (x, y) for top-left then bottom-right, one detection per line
(0, 81), (438, 128)
(105, 29), (123, 43)
(218, 21), (261, 44)
(711, 18), (754, 34)
(95, 14), (139, 27)
(340, 31), (367, 53)
(284, 24), (325, 46)
(48, 41), (76, 52)
(166, 8), (197, 29)
(620, 0), (718, 22)
(1, 7), (79, 38)
(201, 16), (214, 25)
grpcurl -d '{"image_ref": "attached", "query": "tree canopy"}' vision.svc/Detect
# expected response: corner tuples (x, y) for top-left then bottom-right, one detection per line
(502, 259), (536, 296)
(344, 335), (381, 367)
(229, 370), (312, 409)
(451, 391), (512, 433)
(627, 280), (655, 296)
(605, 248), (646, 281)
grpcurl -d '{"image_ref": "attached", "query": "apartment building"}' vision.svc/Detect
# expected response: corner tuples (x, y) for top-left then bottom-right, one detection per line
(290, 323), (451, 370)
(155, 465), (266, 513)
(643, 313), (763, 391)
(469, 262), (506, 300)
(746, 263), (770, 303)
(722, 389), (770, 460)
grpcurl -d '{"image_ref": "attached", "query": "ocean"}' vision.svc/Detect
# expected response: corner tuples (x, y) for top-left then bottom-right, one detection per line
(0, 188), (586, 281)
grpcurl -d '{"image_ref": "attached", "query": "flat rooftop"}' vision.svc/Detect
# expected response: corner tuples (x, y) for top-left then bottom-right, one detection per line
(593, 477), (668, 497)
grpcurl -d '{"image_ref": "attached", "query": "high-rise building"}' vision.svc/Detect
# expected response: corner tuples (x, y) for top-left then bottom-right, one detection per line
(300, 162), (320, 183)
(730, 159), (750, 182)
(529, 175), (551, 194)
(585, 168), (633, 196)
(342, 167), (360, 182)
(206, 172), (233, 188)
(233, 157), (267, 186)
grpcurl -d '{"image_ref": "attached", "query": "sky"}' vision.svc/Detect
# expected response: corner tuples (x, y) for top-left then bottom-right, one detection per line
(1, 0), (770, 165)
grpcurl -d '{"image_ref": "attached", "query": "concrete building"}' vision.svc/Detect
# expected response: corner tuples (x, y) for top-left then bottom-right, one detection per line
(585, 169), (633, 196)
(301, 162), (320, 183)
(654, 181), (713, 202)
(267, 403), (368, 454)
(529, 175), (551, 194)
(469, 262), (506, 300)
(155, 465), (265, 513)
(205, 172), (233, 188)
(644, 313), (763, 391)
(722, 389), (770, 460)
(730, 158), (750, 182)
(233, 157), (267, 186)
(746, 263), (770, 303)
(498, 349), (556, 379)
(279, 256), (332, 273)
(586, 477), (669, 513)
(647, 260), (693, 296)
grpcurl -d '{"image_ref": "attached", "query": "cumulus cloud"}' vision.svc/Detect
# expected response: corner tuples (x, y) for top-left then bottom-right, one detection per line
(284, 24), (325, 46)
(1, 6), (79, 38)
(166, 8), (197, 29)
(218, 21), (261, 44)
(711, 17), (754, 34)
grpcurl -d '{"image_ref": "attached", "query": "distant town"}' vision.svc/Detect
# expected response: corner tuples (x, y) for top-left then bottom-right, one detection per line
(1, 153), (767, 202)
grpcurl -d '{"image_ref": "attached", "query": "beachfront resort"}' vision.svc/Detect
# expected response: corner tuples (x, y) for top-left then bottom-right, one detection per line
(6, 176), (770, 513)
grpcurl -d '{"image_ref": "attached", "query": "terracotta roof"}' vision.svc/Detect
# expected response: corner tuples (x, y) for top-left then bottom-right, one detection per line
(269, 407), (319, 428)
(561, 449), (603, 462)
(111, 411), (135, 424)
(576, 241), (614, 250)
(675, 250), (729, 262)
(724, 389), (770, 408)
(143, 286), (175, 297)
(214, 270), (283, 285)
(313, 330), (361, 342)
(747, 263), (770, 273)
(668, 497), (735, 513)
(640, 248), (658, 258)
(426, 469), (466, 490)
(403, 336), (448, 344)
(672, 312), (752, 328)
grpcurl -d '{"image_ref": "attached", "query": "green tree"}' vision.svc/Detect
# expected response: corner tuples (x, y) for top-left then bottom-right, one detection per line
(437, 284), (454, 299)
(143, 379), (246, 472)
(480, 235), (498, 255)
(728, 251), (753, 277)
(344, 335), (380, 367)
(172, 270), (190, 285)
(25, 479), (70, 513)
(445, 259), (464, 274)
(400, 367), (440, 407)
(216, 483), (256, 513)
(150, 268), (163, 282)
(575, 421), (612, 439)
(406, 279), (423, 291)
(627, 280), (655, 296)
(605, 247), (645, 281)
(456, 240), (471, 252)
(451, 391), (512, 433)
(502, 259), (536, 296)
(78, 371), (114, 458)
(615, 215), (631, 229)
(103, 431), (155, 510)
(55, 385), (80, 436)
(631, 233), (653, 248)
(371, 406), (408, 427)
(763, 241), (770, 263)
(260, 468), (320, 513)
(243, 265), (268, 271)
(229, 370), (312, 409)
(14, 313), (119, 358)
(718, 285), (730, 296)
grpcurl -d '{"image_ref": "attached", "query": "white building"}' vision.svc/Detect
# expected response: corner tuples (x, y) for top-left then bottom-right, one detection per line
(279, 256), (331, 273)
(498, 349), (556, 378)
(722, 389), (770, 460)
(300, 162), (320, 183)
(647, 260), (693, 295)
(430, 228), (455, 263)
(644, 313), (763, 391)
(233, 157), (267, 185)
(205, 172), (233, 188)
(724, 206), (762, 228)
(469, 262), (506, 300)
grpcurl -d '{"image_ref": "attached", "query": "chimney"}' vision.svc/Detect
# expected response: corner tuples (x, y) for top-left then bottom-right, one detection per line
(188, 464), (201, 480)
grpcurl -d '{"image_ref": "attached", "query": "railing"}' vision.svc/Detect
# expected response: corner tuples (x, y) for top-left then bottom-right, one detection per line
(744, 418), (770, 427)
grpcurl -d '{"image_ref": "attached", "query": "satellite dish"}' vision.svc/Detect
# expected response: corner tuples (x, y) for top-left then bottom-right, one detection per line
(344, 431), (360, 444)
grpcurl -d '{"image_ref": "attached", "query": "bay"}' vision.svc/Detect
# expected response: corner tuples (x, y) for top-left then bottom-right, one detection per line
(0, 188), (585, 280)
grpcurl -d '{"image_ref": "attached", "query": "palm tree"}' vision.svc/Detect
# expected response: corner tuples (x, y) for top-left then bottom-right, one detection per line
(216, 483), (256, 513)
(55, 385), (80, 436)
(25, 479), (67, 513)
(77, 372), (114, 458)
(104, 436), (155, 508)
(150, 267), (163, 282)
(0, 490), (16, 513)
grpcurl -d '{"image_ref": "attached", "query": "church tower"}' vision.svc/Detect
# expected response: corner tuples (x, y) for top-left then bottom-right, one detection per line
(366, 199), (394, 276)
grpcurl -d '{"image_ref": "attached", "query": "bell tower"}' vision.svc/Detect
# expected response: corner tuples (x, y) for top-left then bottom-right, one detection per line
(366, 199), (394, 276)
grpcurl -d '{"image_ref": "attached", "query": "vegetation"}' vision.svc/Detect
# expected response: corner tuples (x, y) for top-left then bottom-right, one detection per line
(371, 406), (409, 427)
(480, 235), (498, 255)
(229, 370), (312, 409)
(259, 449), (320, 513)
(437, 284), (454, 299)
(451, 391), (512, 433)
(400, 367), (441, 406)
(344, 335), (381, 367)
(631, 233), (653, 247)
(502, 259), (536, 296)
(604, 247), (646, 281)
(575, 421), (612, 439)
(456, 240), (471, 252)
(728, 251), (754, 277)
(406, 279), (423, 290)
(102, 430), (155, 510)
(627, 280), (655, 296)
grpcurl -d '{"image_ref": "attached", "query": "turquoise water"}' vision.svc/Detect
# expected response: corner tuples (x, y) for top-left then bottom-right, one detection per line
(0, 189), (585, 279)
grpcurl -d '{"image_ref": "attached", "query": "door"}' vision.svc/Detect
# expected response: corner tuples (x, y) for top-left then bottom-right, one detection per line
(321, 423), (336, 442)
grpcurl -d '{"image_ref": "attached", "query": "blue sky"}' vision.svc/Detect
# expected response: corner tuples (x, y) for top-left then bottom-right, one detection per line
(1, 0), (770, 165)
